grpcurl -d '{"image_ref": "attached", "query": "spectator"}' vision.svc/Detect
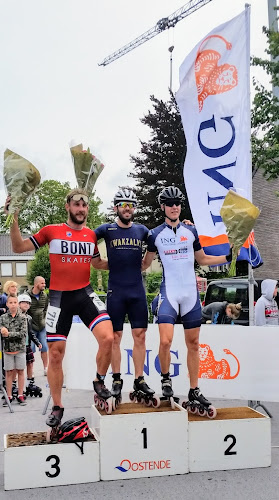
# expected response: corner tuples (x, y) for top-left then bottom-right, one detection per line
(0, 295), (27, 406)
(201, 301), (242, 324)
(27, 276), (48, 375)
(0, 281), (7, 316)
(254, 279), (278, 326)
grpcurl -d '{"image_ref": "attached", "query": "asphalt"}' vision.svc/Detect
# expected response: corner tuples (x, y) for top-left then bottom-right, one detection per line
(0, 353), (278, 500)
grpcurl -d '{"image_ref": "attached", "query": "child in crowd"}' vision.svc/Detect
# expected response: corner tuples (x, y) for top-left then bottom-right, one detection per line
(0, 295), (27, 405)
(18, 294), (42, 396)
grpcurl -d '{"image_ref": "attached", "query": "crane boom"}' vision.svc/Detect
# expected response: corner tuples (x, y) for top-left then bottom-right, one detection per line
(99, 0), (213, 66)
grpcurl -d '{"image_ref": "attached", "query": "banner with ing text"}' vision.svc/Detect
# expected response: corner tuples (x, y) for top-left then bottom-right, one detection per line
(176, 8), (262, 268)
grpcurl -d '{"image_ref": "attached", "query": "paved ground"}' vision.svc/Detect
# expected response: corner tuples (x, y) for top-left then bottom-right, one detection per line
(0, 354), (278, 499)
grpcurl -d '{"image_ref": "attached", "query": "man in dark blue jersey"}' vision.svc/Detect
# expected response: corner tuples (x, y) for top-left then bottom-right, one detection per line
(92, 189), (156, 402)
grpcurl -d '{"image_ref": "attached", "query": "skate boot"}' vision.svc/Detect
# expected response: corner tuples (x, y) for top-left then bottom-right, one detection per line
(111, 373), (123, 410)
(12, 380), (18, 400)
(160, 373), (178, 409)
(25, 378), (43, 398)
(129, 376), (160, 408)
(46, 406), (64, 442)
(17, 395), (27, 406)
(93, 373), (113, 414)
(181, 387), (217, 419)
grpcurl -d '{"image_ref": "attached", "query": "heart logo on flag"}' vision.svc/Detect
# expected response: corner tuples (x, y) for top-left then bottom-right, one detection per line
(195, 35), (238, 112)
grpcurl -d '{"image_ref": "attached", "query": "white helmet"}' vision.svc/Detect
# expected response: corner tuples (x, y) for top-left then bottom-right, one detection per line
(158, 186), (185, 204)
(18, 293), (31, 304)
(114, 188), (137, 206)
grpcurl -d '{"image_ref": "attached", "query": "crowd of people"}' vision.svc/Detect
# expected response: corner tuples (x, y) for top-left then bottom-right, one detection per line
(1, 186), (275, 425)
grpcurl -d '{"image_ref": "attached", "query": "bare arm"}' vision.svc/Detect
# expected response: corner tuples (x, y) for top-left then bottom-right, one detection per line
(195, 248), (230, 266)
(4, 197), (34, 253)
(142, 251), (156, 271)
(91, 255), (109, 270)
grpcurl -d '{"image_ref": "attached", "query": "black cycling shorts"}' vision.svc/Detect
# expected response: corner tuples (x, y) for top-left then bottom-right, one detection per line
(106, 283), (148, 332)
(46, 285), (110, 342)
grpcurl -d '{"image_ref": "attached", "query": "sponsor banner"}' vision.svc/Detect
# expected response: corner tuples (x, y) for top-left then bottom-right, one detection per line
(176, 8), (262, 268)
(66, 323), (279, 401)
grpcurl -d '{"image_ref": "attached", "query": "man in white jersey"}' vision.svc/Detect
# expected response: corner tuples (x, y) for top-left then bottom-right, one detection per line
(142, 186), (232, 414)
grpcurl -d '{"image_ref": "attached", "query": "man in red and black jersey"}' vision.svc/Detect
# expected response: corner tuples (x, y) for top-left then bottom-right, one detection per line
(5, 188), (114, 425)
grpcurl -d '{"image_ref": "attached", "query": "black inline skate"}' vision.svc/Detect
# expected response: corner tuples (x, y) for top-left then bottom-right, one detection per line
(93, 373), (113, 414)
(46, 405), (64, 442)
(111, 373), (123, 410)
(160, 374), (179, 409)
(129, 376), (160, 408)
(12, 380), (18, 400)
(181, 387), (217, 419)
(25, 378), (43, 398)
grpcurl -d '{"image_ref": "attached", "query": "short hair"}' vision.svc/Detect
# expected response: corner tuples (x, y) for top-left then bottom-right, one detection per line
(66, 188), (89, 204)
(6, 294), (18, 302)
(3, 281), (18, 294)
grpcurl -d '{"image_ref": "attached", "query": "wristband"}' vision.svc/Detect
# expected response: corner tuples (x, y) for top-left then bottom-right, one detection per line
(225, 247), (233, 262)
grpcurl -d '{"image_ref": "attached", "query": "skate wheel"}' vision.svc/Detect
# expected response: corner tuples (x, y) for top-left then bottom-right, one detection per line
(94, 394), (99, 406)
(99, 400), (105, 410)
(39, 393), (43, 398)
(181, 400), (187, 410)
(198, 407), (205, 417)
(144, 398), (152, 407)
(129, 391), (136, 403)
(207, 405), (217, 419)
(169, 397), (175, 410)
(118, 395), (122, 404)
(46, 429), (52, 443)
(189, 405), (197, 415)
(104, 398), (112, 415)
(112, 398), (117, 411)
(137, 395), (142, 404)
(151, 395), (161, 408)
(34, 394), (38, 397)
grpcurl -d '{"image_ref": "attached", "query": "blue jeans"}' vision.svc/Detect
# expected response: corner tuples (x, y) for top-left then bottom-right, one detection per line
(31, 328), (48, 353)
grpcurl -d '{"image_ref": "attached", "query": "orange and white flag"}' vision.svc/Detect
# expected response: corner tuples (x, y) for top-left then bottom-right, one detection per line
(176, 7), (262, 268)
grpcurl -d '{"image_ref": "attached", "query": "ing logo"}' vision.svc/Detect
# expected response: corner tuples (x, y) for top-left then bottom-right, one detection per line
(195, 34), (238, 111)
(198, 344), (240, 380)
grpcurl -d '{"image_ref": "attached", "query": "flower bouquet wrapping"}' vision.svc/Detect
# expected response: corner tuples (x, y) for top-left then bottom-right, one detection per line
(70, 143), (104, 194)
(220, 190), (260, 277)
(4, 149), (41, 226)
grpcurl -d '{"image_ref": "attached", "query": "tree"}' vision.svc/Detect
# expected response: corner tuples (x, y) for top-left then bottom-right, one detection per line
(129, 93), (192, 228)
(251, 21), (279, 179)
(26, 246), (51, 288)
(0, 179), (105, 233)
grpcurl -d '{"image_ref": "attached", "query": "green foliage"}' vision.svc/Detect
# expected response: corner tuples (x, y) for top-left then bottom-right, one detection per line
(26, 246), (51, 288)
(129, 93), (192, 228)
(251, 22), (279, 179)
(145, 271), (162, 293)
(0, 179), (105, 233)
(90, 267), (109, 292)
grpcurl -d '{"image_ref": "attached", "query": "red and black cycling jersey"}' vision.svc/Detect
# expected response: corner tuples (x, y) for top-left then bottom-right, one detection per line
(30, 223), (100, 291)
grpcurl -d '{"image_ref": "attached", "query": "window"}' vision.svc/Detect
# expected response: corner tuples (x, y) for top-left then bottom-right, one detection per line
(1, 263), (12, 276)
(16, 263), (27, 276)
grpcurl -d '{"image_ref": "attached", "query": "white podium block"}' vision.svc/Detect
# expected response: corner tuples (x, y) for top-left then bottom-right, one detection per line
(188, 407), (271, 472)
(4, 430), (100, 490)
(91, 401), (189, 480)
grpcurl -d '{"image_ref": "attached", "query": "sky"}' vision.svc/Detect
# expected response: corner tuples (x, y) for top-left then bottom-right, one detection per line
(0, 0), (273, 215)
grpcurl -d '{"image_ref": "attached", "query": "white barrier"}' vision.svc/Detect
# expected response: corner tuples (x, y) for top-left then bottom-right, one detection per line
(65, 324), (279, 401)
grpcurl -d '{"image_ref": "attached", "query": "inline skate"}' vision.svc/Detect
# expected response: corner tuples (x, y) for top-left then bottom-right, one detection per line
(181, 387), (217, 419)
(111, 374), (123, 410)
(93, 374), (113, 414)
(160, 375), (179, 409)
(129, 376), (160, 408)
(25, 378), (43, 398)
(46, 405), (64, 442)
(12, 380), (18, 400)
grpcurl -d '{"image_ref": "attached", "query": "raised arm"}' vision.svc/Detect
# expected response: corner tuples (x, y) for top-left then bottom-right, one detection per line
(4, 197), (34, 253)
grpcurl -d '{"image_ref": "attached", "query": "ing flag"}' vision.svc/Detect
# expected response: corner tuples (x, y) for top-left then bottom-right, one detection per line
(176, 7), (262, 268)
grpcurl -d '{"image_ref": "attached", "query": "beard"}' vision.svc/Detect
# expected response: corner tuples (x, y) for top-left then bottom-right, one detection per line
(69, 209), (87, 225)
(117, 209), (134, 225)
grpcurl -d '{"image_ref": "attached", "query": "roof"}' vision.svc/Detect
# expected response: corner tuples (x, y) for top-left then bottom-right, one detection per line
(0, 234), (35, 257)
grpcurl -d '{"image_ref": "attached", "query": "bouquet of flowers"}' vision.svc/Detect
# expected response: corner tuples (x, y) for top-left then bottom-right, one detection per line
(220, 190), (260, 276)
(70, 143), (104, 194)
(3, 149), (41, 227)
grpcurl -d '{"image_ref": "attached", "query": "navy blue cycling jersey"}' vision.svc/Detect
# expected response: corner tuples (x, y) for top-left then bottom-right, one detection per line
(94, 223), (149, 286)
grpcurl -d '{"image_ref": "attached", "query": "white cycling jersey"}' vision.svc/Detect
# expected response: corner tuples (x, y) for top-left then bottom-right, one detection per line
(147, 222), (201, 317)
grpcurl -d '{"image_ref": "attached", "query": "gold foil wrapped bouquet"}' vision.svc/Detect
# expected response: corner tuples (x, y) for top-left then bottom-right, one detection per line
(220, 190), (260, 276)
(70, 143), (104, 194)
(4, 149), (41, 226)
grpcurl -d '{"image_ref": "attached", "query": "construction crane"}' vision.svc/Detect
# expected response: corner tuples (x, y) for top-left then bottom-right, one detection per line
(99, 0), (213, 67)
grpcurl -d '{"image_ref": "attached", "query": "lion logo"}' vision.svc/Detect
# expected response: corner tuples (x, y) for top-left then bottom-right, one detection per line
(198, 344), (240, 379)
(195, 34), (238, 111)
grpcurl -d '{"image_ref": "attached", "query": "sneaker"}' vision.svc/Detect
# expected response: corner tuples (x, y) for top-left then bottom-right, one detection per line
(3, 397), (13, 407)
(44, 368), (48, 376)
(17, 396), (27, 406)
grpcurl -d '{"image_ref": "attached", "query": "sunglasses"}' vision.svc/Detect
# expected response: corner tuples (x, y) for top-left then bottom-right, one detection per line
(117, 202), (136, 209)
(69, 194), (89, 204)
(164, 200), (181, 207)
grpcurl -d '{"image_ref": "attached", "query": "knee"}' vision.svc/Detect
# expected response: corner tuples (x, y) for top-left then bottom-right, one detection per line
(49, 346), (64, 365)
(160, 338), (172, 351)
(133, 329), (146, 347)
(113, 332), (122, 348)
(186, 337), (199, 353)
(101, 332), (114, 351)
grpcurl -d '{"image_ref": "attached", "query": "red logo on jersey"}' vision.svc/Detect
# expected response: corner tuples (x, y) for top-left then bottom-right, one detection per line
(180, 236), (188, 242)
